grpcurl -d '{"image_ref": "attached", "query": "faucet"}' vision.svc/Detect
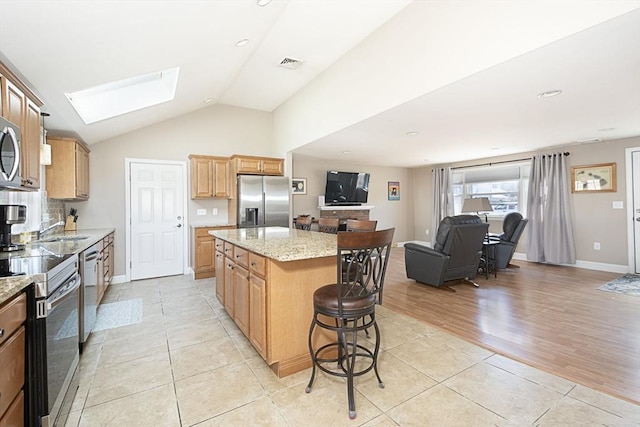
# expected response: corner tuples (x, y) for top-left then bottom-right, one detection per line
(38, 220), (65, 239)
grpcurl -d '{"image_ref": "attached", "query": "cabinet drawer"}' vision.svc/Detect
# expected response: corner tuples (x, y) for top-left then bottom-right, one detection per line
(0, 293), (26, 347)
(249, 253), (266, 278)
(223, 242), (234, 259)
(215, 238), (225, 252)
(0, 327), (25, 418)
(234, 247), (248, 268)
(0, 391), (23, 427)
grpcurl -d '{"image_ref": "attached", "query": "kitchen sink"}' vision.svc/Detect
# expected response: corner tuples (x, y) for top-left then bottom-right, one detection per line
(36, 236), (89, 243)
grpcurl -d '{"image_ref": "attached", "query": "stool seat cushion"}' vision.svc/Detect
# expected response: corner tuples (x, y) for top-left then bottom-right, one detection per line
(313, 284), (376, 315)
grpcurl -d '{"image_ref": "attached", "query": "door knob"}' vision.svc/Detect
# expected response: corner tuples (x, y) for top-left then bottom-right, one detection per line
(177, 224), (182, 228)
(636, 218), (640, 222)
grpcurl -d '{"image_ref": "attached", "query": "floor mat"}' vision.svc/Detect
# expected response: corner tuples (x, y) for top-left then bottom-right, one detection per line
(597, 274), (640, 297)
(93, 298), (144, 332)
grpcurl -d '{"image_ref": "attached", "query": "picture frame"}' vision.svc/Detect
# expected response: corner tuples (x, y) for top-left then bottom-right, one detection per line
(292, 178), (307, 195)
(571, 163), (616, 193)
(388, 181), (400, 200)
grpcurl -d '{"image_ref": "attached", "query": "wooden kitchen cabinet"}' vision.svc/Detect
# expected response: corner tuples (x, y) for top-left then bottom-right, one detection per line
(231, 155), (284, 176)
(193, 226), (234, 279)
(233, 264), (250, 336)
(223, 242), (235, 316)
(46, 137), (90, 200)
(189, 155), (230, 198)
(248, 253), (267, 359)
(96, 232), (114, 305)
(0, 293), (26, 426)
(1, 62), (44, 191)
(215, 250), (225, 303)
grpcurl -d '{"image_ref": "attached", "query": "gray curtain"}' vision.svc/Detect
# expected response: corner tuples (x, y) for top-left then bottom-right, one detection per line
(431, 167), (452, 240)
(526, 153), (576, 264)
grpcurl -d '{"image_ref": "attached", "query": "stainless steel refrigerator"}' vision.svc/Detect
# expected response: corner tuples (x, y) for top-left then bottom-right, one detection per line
(237, 175), (290, 228)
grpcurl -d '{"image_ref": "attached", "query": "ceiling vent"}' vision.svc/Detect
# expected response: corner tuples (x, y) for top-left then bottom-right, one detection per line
(279, 57), (303, 70)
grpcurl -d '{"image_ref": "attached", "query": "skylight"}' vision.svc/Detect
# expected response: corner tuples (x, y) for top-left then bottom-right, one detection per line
(65, 67), (180, 124)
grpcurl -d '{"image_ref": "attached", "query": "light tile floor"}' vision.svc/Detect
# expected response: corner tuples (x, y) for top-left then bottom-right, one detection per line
(65, 275), (640, 427)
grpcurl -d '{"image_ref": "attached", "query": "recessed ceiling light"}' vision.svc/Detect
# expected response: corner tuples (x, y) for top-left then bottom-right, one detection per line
(491, 147), (500, 150)
(342, 150), (352, 154)
(537, 90), (562, 99)
(203, 98), (213, 104)
(598, 127), (615, 132)
(257, 0), (272, 6)
(235, 39), (249, 47)
(406, 131), (419, 136)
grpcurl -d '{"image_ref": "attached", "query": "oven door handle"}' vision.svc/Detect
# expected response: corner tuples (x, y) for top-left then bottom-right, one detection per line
(47, 273), (81, 314)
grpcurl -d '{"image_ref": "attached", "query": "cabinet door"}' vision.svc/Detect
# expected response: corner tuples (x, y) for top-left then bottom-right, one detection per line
(213, 159), (229, 197)
(249, 274), (267, 359)
(21, 99), (40, 189)
(190, 156), (213, 198)
(194, 230), (215, 279)
(236, 157), (262, 174)
(233, 265), (250, 336)
(107, 235), (114, 284)
(75, 143), (90, 199)
(1, 79), (23, 126)
(223, 258), (234, 316)
(261, 159), (284, 176)
(215, 251), (225, 304)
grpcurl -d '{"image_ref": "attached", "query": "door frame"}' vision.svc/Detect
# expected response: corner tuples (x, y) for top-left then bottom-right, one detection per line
(124, 158), (189, 282)
(625, 146), (640, 274)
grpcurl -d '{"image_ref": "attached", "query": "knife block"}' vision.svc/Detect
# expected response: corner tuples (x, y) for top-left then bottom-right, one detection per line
(64, 215), (77, 231)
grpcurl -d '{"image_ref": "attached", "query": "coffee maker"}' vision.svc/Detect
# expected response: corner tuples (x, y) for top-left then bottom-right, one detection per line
(0, 205), (26, 252)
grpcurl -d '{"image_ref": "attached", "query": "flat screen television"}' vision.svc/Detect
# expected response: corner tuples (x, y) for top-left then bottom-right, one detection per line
(324, 170), (370, 205)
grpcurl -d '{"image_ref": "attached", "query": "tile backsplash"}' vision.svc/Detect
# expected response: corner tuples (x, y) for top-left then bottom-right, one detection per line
(0, 189), (64, 234)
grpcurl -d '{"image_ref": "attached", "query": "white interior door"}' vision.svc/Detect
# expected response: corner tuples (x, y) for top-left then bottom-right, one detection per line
(130, 161), (185, 280)
(633, 150), (640, 273)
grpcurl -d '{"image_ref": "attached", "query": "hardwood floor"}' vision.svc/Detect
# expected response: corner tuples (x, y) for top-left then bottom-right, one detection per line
(382, 247), (640, 404)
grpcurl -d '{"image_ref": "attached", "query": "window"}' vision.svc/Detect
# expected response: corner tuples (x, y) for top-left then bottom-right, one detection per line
(452, 163), (530, 217)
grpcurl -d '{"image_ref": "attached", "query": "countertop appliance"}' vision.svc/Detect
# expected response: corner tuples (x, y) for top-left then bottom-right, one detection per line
(0, 116), (22, 190)
(0, 204), (27, 252)
(78, 243), (98, 353)
(237, 175), (290, 228)
(7, 252), (81, 427)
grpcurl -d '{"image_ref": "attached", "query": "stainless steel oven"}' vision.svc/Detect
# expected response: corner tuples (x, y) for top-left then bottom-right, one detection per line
(0, 116), (22, 190)
(10, 253), (81, 427)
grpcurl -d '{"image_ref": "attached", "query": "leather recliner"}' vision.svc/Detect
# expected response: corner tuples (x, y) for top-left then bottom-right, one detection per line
(404, 215), (489, 288)
(493, 212), (528, 269)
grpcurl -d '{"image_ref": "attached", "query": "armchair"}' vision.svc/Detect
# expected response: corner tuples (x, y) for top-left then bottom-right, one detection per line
(404, 215), (488, 289)
(493, 212), (528, 269)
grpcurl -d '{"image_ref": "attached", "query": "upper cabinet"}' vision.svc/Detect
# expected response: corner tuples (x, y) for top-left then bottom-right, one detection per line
(189, 155), (230, 199)
(0, 63), (44, 191)
(232, 155), (284, 176)
(45, 137), (90, 200)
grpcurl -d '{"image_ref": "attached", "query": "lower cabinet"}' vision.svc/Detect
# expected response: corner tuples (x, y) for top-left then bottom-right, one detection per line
(0, 293), (26, 426)
(97, 232), (115, 305)
(216, 240), (268, 359)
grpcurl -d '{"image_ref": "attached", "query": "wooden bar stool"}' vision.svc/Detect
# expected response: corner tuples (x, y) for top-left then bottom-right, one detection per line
(318, 217), (339, 233)
(345, 219), (377, 232)
(295, 215), (312, 230)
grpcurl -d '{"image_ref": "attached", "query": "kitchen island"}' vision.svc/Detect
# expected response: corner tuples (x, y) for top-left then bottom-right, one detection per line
(209, 226), (338, 377)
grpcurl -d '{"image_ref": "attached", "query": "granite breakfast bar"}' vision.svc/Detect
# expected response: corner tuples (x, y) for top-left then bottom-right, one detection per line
(209, 226), (339, 377)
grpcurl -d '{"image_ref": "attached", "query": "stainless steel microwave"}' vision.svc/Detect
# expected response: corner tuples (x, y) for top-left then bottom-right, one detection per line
(0, 116), (22, 190)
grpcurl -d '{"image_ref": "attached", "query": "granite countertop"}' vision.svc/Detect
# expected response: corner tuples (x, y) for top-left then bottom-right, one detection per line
(209, 226), (337, 262)
(190, 223), (235, 229)
(0, 228), (115, 306)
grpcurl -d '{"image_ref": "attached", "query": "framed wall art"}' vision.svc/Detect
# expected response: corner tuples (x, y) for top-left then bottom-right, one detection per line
(388, 181), (400, 200)
(571, 163), (616, 193)
(292, 178), (307, 195)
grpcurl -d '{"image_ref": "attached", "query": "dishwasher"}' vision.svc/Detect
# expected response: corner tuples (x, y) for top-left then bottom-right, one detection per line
(79, 243), (99, 352)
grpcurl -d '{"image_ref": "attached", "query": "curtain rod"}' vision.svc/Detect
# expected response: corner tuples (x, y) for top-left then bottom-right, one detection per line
(450, 152), (570, 171)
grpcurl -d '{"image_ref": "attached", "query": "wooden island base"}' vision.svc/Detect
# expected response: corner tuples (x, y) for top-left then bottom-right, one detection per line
(211, 228), (341, 378)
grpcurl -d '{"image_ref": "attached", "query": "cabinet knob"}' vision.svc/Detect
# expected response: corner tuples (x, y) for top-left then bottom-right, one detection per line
(0, 328), (4, 338)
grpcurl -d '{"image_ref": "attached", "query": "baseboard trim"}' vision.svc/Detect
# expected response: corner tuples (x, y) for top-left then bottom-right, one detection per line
(511, 252), (629, 274)
(111, 274), (126, 284)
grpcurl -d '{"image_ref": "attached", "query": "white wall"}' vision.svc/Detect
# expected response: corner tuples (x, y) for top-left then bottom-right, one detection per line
(65, 104), (273, 276)
(272, 1), (637, 157)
